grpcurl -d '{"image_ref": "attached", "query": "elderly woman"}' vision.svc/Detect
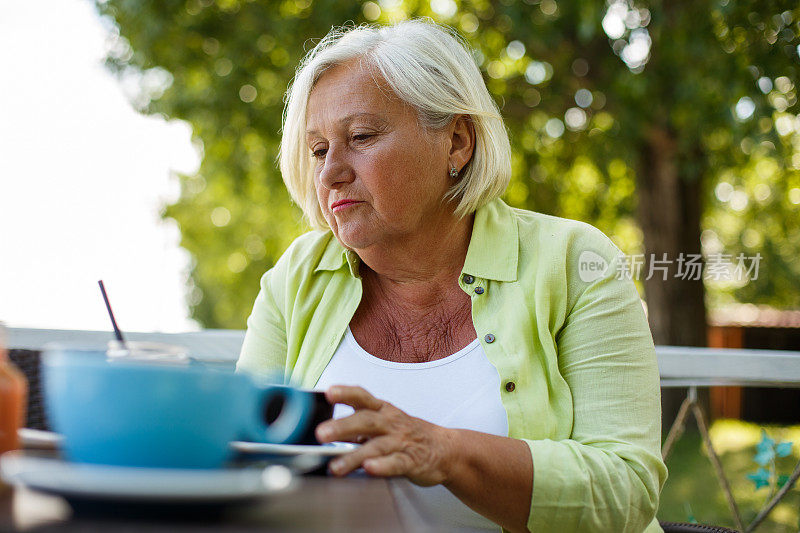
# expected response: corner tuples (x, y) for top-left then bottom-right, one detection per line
(237, 19), (666, 533)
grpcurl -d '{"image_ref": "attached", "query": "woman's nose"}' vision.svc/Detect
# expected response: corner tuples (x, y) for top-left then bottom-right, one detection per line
(318, 145), (355, 190)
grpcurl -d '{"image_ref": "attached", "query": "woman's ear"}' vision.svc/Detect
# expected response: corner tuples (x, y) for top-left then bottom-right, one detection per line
(448, 115), (476, 174)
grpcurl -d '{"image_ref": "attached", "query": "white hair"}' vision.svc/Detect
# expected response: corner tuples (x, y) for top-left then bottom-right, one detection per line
(279, 18), (511, 229)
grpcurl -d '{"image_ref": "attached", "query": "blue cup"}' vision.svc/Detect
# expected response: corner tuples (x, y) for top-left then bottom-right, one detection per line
(42, 343), (313, 469)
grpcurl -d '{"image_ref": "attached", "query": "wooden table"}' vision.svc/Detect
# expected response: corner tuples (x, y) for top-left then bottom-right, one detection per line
(0, 474), (453, 532)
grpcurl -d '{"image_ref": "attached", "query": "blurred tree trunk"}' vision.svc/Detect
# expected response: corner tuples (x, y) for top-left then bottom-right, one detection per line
(637, 127), (708, 429)
(637, 126), (707, 347)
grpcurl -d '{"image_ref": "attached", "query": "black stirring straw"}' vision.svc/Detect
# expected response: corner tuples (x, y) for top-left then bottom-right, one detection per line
(98, 280), (126, 344)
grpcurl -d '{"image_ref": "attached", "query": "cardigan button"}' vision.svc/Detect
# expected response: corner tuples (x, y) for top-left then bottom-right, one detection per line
(462, 274), (475, 284)
(505, 381), (516, 392)
(484, 333), (495, 343)
(474, 287), (484, 295)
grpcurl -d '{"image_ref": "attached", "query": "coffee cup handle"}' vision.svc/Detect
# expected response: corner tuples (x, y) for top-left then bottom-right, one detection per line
(247, 385), (313, 444)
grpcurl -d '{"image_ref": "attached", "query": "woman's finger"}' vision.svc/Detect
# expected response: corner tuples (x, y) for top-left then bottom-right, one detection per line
(316, 408), (387, 443)
(362, 452), (413, 478)
(327, 435), (397, 476)
(324, 385), (385, 411)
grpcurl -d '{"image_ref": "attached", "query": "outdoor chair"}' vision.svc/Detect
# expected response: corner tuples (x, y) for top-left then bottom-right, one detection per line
(660, 521), (739, 532)
(8, 349), (47, 430)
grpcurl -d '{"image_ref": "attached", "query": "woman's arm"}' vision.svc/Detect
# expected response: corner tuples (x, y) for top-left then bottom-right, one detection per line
(507, 234), (666, 532)
(316, 386), (533, 532)
(439, 427), (533, 532)
(236, 267), (288, 377)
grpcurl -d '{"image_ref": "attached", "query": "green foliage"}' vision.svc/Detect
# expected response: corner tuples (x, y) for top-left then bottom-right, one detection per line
(95, 0), (366, 327)
(747, 429), (795, 493)
(747, 467), (771, 489)
(95, 0), (800, 327)
(661, 421), (800, 531)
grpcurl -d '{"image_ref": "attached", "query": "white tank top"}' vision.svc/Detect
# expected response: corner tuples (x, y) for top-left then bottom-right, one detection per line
(315, 327), (509, 436)
(315, 327), (508, 531)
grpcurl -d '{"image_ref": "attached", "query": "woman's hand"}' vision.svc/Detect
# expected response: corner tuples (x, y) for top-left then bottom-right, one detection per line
(315, 385), (453, 486)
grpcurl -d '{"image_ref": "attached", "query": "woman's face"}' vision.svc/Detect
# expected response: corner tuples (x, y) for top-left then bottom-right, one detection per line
(305, 60), (452, 252)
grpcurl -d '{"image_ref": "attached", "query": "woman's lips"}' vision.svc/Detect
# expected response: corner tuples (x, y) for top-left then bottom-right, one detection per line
(331, 200), (362, 212)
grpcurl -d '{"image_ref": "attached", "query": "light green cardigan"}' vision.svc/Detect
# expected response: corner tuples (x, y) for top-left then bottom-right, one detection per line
(237, 198), (667, 532)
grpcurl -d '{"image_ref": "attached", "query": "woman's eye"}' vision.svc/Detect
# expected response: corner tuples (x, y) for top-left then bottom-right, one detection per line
(352, 133), (372, 142)
(312, 148), (327, 158)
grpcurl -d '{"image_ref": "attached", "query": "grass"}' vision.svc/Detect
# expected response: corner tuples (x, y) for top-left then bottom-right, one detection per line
(657, 419), (800, 531)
